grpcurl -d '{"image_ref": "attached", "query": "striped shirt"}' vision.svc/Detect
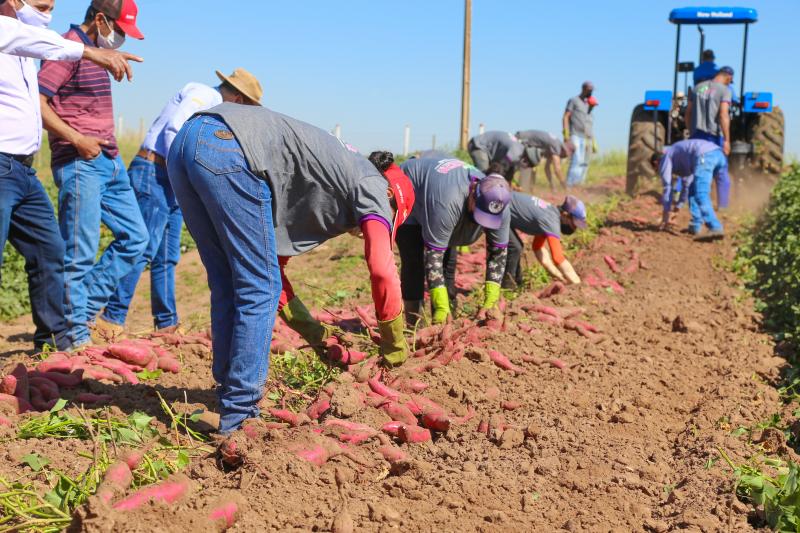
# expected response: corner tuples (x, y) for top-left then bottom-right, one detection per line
(38, 25), (118, 168)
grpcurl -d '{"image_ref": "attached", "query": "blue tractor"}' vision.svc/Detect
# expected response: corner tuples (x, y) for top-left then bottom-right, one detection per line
(626, 6), (785, 195)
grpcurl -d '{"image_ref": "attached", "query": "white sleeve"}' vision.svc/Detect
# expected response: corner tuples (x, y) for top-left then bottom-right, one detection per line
(162, 87), (218, 154)
(0, 17), (84, 61)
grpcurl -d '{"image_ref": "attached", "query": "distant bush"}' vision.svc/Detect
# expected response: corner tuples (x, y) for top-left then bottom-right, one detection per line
(736, 166), (800, 346)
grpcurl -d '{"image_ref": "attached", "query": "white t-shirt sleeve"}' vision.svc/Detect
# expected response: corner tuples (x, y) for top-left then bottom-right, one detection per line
(163, 86), (222, 154)
(0, 17), (84, 61)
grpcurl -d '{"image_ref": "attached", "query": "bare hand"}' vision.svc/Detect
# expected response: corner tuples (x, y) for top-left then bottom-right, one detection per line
(723, 139), (731, 156)
(83, 47), (143, 82)
(74, 135), (110, 160)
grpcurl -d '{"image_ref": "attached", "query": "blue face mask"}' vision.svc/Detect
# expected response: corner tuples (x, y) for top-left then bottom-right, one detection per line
(16, 1), (52, 29)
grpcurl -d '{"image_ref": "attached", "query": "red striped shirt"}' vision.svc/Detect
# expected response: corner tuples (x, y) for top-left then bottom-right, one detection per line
(38, 25), (118, 168)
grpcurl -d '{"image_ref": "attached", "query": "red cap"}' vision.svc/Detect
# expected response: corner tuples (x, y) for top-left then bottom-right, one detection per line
(383, 163), (415, 245)
(116, 0), (143, 39)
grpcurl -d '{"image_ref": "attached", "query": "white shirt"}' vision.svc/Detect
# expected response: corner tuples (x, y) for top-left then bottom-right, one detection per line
(142, 82), (224, 158)
(0, 17), (84, 155)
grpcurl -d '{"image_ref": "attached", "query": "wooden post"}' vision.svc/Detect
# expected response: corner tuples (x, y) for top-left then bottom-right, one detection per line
(459, 0), (471, 151)
(403, 125), (410, 156)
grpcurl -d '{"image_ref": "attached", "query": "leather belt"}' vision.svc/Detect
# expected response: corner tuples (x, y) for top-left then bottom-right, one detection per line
(136, 148), (167, 167)
(1, 152), (34, 167)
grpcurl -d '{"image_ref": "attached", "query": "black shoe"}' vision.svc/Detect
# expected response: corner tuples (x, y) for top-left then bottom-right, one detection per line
(694, 230), (725, 242)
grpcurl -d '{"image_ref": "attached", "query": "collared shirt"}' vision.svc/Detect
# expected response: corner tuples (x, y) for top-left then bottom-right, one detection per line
(0, 16), (83, 61)
(39, 25), (118, 168)
(565, 95), (594, 138)
(0, 16), (84, 155)
(689, 80), (732, 137)
(659, 139), (719, 214)
(142, 82), (223, 158)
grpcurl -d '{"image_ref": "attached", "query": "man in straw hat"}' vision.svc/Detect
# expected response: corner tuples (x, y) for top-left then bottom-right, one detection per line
(99, 68), (263, 335)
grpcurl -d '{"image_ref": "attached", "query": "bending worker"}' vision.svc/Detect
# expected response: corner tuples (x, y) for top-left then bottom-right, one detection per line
(168, 103), (415, 454)
(515, 129), (574, 192)
(467, 130), (526, 183)
(396, 157), (511, 325)
(652, 139), (726, 240)
(504, 193), (585, 289)
(101, 68), (263, 334)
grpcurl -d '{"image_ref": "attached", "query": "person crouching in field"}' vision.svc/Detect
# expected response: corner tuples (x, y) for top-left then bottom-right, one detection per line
(504, 193), (585, 289)
(99, 68), (263, 335)
(396, 157), (512, 326)
(652, 139), (726, 241)
(167, 103), (414, 462)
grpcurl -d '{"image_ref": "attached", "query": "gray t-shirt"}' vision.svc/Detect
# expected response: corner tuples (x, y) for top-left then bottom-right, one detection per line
(565, 96), (593, 138)
(196, 103), (393, 257)
(515, 130), (563, 158)
(400, 157), (510, 249)
(510, 193), (561, 237)
(469, 131), (525, 164)
(690, 80), (732, 137)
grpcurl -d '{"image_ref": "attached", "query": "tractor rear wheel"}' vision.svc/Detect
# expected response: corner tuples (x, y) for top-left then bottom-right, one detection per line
(626, 104), (665, 196)
(748, 106), (785, 174)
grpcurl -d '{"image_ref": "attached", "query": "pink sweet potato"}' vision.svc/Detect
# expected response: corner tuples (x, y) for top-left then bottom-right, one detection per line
(10, 364), (29, 402)
(378, 445), (408, 464)
(97, 460), (133, 503)
(420, 411), (450, 432)
(397, 424), (431, 443)
(354, 305), (378, 329)
(208, 501), (239, 529)
(477, 418), (489, 435)
(500, 401), (521, 411)
(107, 344), (154, 367)
(30, 370), (83, 388)
(0, 392), (33, 414)
(0, 375), (17, 395)
(85, 357), (141, 383)
(367, 376), (401, 401)
(536, 281), (566, 299)
(324, 419), (376, 435)
(306, 394), (331, 420)
(296, 445), (330, 467)
(525, 304), (561, 318)
(381, 401), (417, 425)
(72, 364), (123, 383)
(36, 355), (74, 374)
(604, 255), (621, 274)
(156, 356), (181, 373)
(268, 408), (311, 427)
(549, 359), (568, 370)
(395, 379), (429, 394)
(381, 421), (404, 437)
(0, 415), (12, 427)
(452, 405), (477, 425)
(487, 350), (526, 374)
(112, 477), (191, 511)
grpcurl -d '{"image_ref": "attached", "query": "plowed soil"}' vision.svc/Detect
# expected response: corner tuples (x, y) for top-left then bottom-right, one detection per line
(0, 178), (789, 532)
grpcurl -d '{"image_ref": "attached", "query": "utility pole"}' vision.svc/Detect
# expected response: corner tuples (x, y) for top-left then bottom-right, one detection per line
(459, 0), (471, 151)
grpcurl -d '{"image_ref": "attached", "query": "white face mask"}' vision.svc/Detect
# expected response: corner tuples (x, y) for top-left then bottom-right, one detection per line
(97, 15), (125, 50)
(16, 1), (53, 29)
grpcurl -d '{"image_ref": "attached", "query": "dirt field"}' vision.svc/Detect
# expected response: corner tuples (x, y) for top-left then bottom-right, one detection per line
(0, 176), (790, 532)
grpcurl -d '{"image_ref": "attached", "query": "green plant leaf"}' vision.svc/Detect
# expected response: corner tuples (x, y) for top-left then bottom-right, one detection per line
(22, 453), (50, 472)
(136, 368), (163, 381)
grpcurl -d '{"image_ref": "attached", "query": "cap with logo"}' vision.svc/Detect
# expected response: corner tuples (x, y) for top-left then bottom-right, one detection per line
(92, 0), (143, 39)
(215, 68), (264, 105)
(382, 164), (415, 244)
(561, 195), (587, 228)
(719, 66), (734, 78)
(473, 175), (511, 230)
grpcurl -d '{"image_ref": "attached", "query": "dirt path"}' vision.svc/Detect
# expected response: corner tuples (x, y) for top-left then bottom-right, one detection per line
(0, 181), (788, 532)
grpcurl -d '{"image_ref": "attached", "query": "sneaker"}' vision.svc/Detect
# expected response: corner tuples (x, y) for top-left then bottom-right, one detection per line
(694, 229), (725, 242)
(155, 324), (186, 336)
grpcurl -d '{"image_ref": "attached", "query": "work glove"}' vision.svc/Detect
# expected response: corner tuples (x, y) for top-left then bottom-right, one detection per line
(592, 138), (599, 154)
(481, 281), (502, 310)
(562, 128), (570, 142)
(429, 286), (451, 325)
(378, 313), (408, 367)
(279, 297), (334, 353)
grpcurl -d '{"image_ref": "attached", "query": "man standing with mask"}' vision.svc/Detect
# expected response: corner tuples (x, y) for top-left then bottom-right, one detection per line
(100, 68), (264, 335)
(39, 0), (148, 349)
(563, 81), (598, 187)
(0, 0), (139, 352)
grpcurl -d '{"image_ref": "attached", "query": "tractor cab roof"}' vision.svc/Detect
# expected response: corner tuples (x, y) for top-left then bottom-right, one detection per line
(669, 7), (758, 25)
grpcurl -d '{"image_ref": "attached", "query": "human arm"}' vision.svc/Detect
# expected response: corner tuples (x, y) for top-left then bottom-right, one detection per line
(162, 87), (218, 153)
(719, 101), (731, 155)
(545, 154), (564, 190)
(39, 94), (110, 159)
(533, 236), (580, 284)
(562, 110), (571, 140)
(658, 153), (673, 227)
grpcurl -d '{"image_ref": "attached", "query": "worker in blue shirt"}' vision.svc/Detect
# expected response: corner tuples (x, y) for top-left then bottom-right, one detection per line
(651, 139), (726, 241)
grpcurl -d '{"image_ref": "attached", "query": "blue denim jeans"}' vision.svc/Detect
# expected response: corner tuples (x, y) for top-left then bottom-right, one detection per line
(168, 115), (281, 434)
(103, 156), (182, 329)
(0, 154), (71, 350)
(52, 153), (148, 345)
(690, 130), (730, 208)
(566, 134), (589, 186)
(688, 149), (725, 233)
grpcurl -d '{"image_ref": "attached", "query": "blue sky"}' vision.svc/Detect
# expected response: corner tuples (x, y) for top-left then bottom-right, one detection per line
(48, 0), (797, 157)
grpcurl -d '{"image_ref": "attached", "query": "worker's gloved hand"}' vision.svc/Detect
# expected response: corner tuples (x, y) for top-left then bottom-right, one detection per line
(429, 286), (451, 324)
(481, 281), (502, 310)
(562, 128), (570, 142)
(378, 313), (408, 367)
(279, 297), (333, 352)
(592, 138), (599, 154)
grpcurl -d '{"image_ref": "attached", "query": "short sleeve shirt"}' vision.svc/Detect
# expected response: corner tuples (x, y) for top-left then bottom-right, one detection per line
(196, 104), (394, 257)
(565, 96), (593, 138)
(470, 131), (525, 164)
(400, 157), (510, 250)
(515, 130), (563, 158)
(510, 192), (561, 238)
(38, 25), (118, 168)
(690, 80), (732, 137)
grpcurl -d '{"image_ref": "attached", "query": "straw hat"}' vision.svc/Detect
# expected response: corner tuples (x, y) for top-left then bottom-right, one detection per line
(215, 68), (263, 105)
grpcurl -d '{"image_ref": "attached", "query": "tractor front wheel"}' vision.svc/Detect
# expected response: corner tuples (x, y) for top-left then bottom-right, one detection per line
(626, 104), (665, 196)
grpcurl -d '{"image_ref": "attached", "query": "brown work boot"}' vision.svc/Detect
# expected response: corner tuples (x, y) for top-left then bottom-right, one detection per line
(90, 317), (124, 343)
